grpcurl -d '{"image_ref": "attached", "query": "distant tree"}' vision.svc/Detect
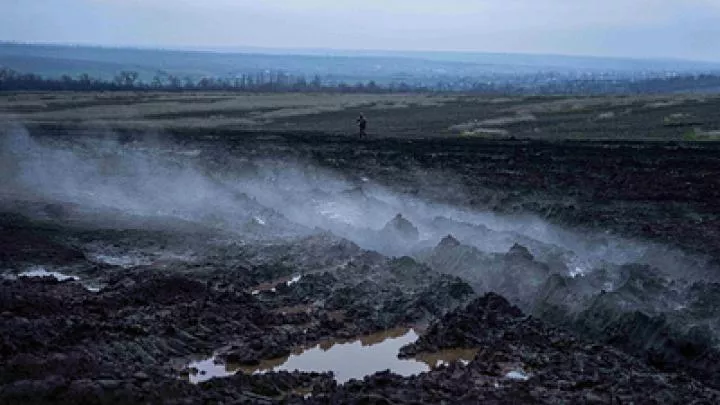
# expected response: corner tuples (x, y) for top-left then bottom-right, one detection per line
(152, 71), (168, 88)
(0, 68), (17, 81)
(198, 77), (214, 89)
(311, 75), (322, 90)
(4, 66), (719, 94)
(293, 76), (308, 91)
(114, 71), (139, 88)
(396, 82), (411, 92)
(166, 75), (182, 89)
(78, 73), (92, 85)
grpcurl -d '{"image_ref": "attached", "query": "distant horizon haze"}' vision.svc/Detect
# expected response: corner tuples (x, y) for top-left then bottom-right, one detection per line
(3, 0), (719, 63)
(3, 40), (718, 65)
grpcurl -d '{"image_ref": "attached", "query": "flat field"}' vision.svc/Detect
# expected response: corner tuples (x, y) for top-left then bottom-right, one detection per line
(2, 91), (720, 140)
(3, 91), (720, 403)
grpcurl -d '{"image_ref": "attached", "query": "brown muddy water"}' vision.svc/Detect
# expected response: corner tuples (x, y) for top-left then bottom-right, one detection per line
(187, 328), (477, 384)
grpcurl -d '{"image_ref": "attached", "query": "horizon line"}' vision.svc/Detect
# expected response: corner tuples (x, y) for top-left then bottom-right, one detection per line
(3, 40), (720, 66)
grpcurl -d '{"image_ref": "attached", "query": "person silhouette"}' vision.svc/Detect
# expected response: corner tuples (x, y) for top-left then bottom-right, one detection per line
(356, 113), (367, 138)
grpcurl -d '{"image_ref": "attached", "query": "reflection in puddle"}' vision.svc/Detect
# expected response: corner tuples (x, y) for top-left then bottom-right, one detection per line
(187, 328), (477, 384)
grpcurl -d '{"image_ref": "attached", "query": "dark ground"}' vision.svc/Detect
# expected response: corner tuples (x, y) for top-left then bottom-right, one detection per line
(3, 93), (720, 404)
(262, 95), (720, 141)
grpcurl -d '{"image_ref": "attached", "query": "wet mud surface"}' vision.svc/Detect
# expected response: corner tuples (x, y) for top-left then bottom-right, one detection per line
(2, 123), (720, 404)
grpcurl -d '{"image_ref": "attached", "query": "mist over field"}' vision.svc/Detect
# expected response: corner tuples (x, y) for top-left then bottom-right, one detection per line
(3, 126), (716, 304)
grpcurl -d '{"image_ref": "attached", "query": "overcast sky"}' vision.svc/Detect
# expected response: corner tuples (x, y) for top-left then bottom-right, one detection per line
(3, 0), (719, 61)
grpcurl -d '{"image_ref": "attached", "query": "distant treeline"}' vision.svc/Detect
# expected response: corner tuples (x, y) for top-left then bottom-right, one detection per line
(2, 67), (720, 95)
(0, 69), (400, 93)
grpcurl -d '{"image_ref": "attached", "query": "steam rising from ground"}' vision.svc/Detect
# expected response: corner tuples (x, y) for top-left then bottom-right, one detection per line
(0, 125), (714, 287)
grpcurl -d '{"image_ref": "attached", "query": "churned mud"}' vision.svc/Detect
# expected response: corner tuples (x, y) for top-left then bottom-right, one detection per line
(2, 117), (720, 403)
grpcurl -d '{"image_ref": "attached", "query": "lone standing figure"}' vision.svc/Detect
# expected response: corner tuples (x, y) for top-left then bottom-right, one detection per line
(356, 113), (367, 138)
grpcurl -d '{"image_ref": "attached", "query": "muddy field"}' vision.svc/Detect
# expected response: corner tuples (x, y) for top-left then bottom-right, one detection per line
(3, 91), (720, 140)
(2, 93), (720, 404)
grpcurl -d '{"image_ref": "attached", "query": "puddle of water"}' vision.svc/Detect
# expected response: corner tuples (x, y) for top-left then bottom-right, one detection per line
(187, 328), (477, 384)
(505, 370), (530, 381)
(16, 266), (102, 292)
(19, 267), (79, 281)
(287, 275), (302, 286)
(272, 329), (424, 383)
